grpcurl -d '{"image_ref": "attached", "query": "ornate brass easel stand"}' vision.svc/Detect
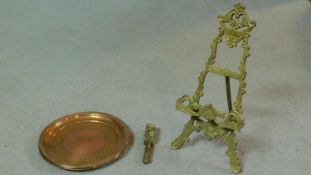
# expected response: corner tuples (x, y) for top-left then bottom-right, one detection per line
(171, 4), (256, 173)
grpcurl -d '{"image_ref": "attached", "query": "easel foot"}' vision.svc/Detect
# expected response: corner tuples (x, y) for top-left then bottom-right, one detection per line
(171, 137), (189, 150)
(224, 133), (242, 174)
(171, 118), (199, 150)
(226, 150), (242, 173)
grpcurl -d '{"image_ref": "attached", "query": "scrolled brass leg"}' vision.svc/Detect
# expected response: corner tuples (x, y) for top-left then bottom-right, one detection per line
(171, 118), (199, 150)
(224, 132), (242, 174)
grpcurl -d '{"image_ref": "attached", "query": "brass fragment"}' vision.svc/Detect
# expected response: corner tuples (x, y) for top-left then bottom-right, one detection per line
(143, 124), (156, 164)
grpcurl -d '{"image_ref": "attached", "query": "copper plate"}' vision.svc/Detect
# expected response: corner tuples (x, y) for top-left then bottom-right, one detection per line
(39, 112), (133, 171)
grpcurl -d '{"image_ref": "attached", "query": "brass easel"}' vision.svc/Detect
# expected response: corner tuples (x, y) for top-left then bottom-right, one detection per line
(171, 4), (256, 173)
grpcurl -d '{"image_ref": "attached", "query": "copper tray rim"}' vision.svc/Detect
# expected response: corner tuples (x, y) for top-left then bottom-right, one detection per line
(38, 111), (133, 171)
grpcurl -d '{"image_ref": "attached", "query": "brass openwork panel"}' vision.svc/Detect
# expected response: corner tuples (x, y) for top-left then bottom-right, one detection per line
(171, 4), (256, 174)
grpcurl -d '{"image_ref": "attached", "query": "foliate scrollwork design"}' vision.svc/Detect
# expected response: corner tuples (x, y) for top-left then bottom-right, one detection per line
(218, 3), (256, 48)
(176, 95), (245, 131)
(171, 3), (255, 174)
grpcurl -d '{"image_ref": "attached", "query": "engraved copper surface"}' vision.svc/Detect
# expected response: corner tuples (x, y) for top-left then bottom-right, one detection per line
(39, 112), (133, 171)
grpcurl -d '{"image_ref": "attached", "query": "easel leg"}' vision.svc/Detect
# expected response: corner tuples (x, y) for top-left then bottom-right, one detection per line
(224, 132), (242, 174)
(171, 117), (200, 150)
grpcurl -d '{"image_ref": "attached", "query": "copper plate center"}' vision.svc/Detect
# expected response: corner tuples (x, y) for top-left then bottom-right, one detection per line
(39, 112), (133, 171)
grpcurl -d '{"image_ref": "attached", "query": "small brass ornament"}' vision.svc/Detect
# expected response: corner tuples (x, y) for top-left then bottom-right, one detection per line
(143, 124), (156, 164)
(171, 3), (256, 174)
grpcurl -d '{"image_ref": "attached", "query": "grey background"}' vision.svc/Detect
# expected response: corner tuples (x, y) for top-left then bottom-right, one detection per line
(0, 0), (310, 174)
